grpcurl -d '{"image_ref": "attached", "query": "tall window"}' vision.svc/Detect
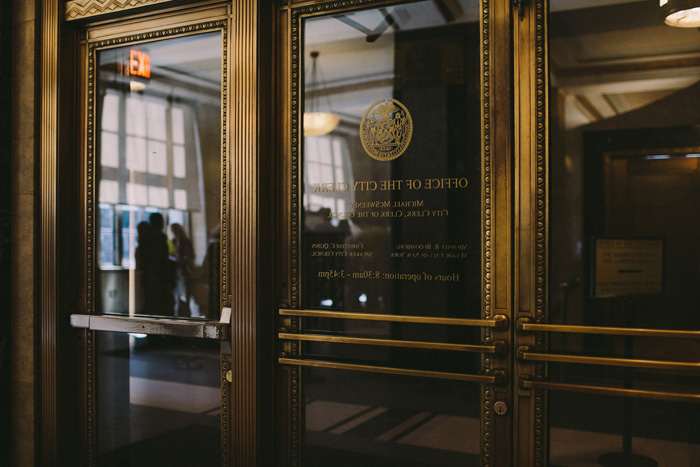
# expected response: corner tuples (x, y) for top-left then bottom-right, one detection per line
(303, 134), (354, 219)
(98, 90), (193, 268)
(94, 31), (222, 318)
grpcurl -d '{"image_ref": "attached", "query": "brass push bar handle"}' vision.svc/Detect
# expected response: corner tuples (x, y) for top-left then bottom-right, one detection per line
(279, 309), (508, 328)
(279, 333), (505, 353)
(519, 319), (700, 339)
(518, 347), (700, 372)
(278, 357), (504, 383)
(520, 379), (700, 404)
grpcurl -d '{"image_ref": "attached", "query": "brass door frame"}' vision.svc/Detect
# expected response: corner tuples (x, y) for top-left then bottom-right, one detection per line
(513, 1), (700, 466)
(40, 1), (276, 465)
(78, 6), (232, 465)
(512, 0), (548, 465)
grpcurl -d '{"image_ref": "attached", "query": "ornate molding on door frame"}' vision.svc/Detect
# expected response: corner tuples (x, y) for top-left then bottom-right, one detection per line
(533, 0), (548, 464)
(480, 0), (495, 464)
(65, 0), (177, 21)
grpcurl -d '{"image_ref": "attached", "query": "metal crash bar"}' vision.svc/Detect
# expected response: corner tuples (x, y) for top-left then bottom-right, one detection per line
(279, 358), (504, 383)
(279, 308), (508, 328)
(519, 319), (700, 339)
(520, 380), (700, 404)
(70, 308), (231, 340)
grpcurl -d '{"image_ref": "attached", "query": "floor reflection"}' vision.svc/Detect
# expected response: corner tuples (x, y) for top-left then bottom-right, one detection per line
(305, 392), (699, 466)
(303, 369), (479, 466)
(550, 428), (699, 467)
(98, 335), (220, 467)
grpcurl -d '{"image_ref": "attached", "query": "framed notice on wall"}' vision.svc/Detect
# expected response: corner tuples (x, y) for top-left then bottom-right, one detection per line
(592, 238), (664, 298)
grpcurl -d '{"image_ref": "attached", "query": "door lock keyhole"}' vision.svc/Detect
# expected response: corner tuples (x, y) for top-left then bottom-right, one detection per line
(494, 400), (508, 416)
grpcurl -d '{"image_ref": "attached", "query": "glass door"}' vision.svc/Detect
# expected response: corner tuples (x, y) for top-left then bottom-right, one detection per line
(275, 0), (514, 464)
(513, 0), (700, 465)
(70, 8), (231, 466)
(276, 0), (699, 465)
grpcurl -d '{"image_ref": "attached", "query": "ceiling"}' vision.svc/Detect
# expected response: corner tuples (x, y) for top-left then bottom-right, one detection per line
(550, 0), (700, 128)
(303, 0), (700, 128)
(110, 0), (700, 129)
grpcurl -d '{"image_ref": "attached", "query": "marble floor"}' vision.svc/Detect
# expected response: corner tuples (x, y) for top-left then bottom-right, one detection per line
(304, 399), (699, 466)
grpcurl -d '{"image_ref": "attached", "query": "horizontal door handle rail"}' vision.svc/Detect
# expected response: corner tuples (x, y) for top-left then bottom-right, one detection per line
(70, 314), (230, 340)
(279, 309), (508, 328)
(279, 333), (505, 353)
(519, 319), (700, 339)
(518, 347), (700, 372)
(278, 357), (504, 383)
(520, 379), (700, 404)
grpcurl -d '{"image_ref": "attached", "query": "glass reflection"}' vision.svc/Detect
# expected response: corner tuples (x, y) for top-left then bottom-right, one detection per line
(300, 1), (482, 464)
(549, 0), (700, 464)
(96, 333), (220, 466)
(302, 0), (482, 322)
(95, 32), (222, 319)
(303, 369), (481, 466)
(549, 392), (699, 467)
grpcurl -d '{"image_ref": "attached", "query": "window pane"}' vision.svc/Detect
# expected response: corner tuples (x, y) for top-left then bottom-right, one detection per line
(96, 333), (220, 466)
(101, 132), (120, 169)
(126, 137), (147, 172)
(126, 183), (148, 206)
(95, 32), (223, 319)
(99, 205), (115, 267)
(173, 145), (186, 178)
(146, 101), (167, 141)
(172, 107), (185, 145)
(548, 0), (700, 464)
(300, 1), (482, 462)
(125, 98), (146, 136)
(99, 180), (120, 204)
(147, 140), (167, 175)
(148, 186), (169, 208)
(102, 92), (121, 132)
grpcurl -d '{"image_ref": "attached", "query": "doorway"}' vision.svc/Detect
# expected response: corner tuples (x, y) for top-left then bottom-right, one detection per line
(55, 0), (700, 465)
(68, 5), (232, 465)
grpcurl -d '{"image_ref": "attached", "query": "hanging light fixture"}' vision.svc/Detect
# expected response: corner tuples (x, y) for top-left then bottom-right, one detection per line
(660, 0), (700, 28)
(304, 51), (340, 137)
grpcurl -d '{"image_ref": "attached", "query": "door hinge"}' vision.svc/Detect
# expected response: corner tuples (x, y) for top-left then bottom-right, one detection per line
(513, 0), (528, 21)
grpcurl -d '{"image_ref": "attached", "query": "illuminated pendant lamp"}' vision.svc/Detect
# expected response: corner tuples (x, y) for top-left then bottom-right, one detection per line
(660, 0), (700, 27)
(304, 51), (340, 136)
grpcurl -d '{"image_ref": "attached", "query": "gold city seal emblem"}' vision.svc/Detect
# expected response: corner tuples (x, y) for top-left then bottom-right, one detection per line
(360, 98), (413, 161)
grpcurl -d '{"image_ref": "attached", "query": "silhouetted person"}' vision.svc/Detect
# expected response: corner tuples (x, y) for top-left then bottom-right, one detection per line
(199, 226), (220, 319)
(314, 207), (335, 231)
(134, 221), (152, 314)
(171, 223), (195, 316)
(142, 212), (175, 316)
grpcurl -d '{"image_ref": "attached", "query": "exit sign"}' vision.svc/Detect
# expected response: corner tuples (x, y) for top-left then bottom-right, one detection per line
(127, 49), (150, 79)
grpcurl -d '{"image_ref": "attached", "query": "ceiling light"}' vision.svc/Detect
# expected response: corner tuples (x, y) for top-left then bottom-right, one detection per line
(645, 154), (671, 160)
(129, 80), (146, 92)
(660, 0), (700, 28)
(304, 51), (340, 136)
(304, 112), (340, 137)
